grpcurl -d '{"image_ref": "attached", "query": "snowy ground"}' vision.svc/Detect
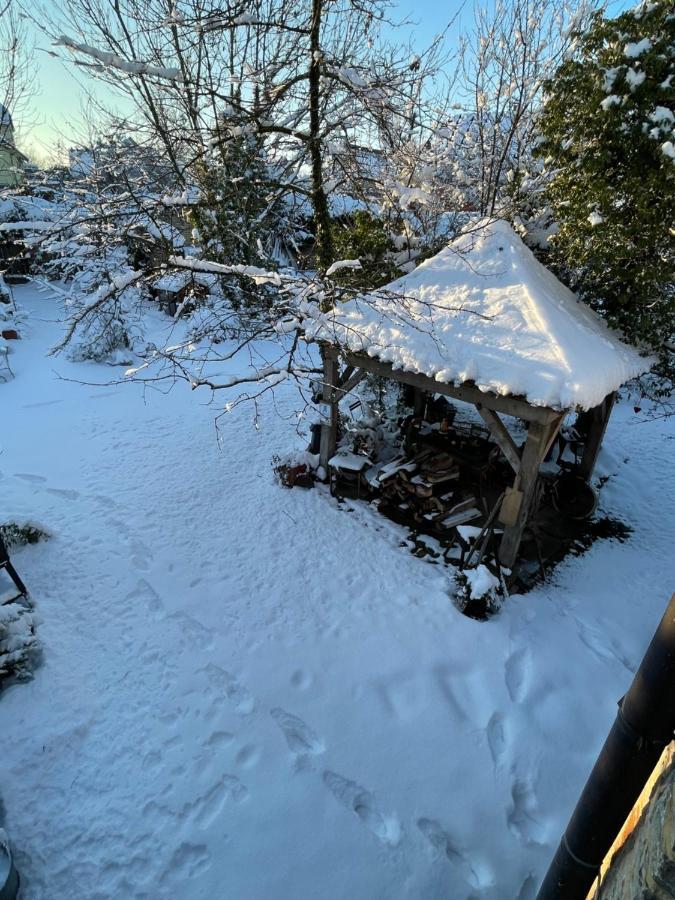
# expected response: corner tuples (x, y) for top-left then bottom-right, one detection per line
(0, 284), (673, 900)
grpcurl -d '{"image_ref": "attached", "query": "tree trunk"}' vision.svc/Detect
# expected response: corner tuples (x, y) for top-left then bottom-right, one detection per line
(309, 0), (334, 287)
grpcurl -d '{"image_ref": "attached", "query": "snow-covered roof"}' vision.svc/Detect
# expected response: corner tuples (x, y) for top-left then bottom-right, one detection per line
(152, 271), (192, 292)
(152, 270), (217, 292)
(310, 220), (650, 412)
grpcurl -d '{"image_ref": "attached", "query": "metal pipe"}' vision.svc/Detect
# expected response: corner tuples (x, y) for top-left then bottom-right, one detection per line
(536, 592), (675, 900)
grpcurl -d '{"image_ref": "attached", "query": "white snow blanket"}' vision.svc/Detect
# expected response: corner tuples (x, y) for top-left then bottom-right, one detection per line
(308, 220), (650, 412)
(1, 286), (673, 900)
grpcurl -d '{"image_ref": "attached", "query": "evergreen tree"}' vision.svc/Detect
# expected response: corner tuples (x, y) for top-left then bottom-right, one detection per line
(536, 1), (675, 383)
(190, 134), (283, 267)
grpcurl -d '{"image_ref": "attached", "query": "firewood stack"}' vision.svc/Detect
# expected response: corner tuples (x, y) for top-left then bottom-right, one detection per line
(377, 448), (482, 536)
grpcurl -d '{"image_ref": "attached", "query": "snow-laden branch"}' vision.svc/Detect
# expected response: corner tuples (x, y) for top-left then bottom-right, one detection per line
(49, 270), (145, 357)
(168, 255), (288, 287)
(0, 221), (59, 232)
(54, 36), (185, 82)
(325, 259), (362, 277)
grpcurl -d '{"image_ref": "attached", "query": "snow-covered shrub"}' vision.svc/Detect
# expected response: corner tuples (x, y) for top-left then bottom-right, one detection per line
(61, 277), (146, 365)
(331, 212), (399, 289)
(0, 522), (49, 548)
(0, 521), (45, 683)
(0, 600), (38, 683)
(454, 564), (503, 619)
(272, 452), (318, 488)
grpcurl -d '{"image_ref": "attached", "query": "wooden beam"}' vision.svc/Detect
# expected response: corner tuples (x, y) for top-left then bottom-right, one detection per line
(413, 388), (426, 419)
(475, 403), (521, 474)
(336, 364), (355, 388)
(578, 392), (616, 481)
(499, 416), (561, 569)
(319, 345), (340, 475)
(542, 413), (565, 462)
(341, 351), (560, 425)
(336, 368), (367, 398)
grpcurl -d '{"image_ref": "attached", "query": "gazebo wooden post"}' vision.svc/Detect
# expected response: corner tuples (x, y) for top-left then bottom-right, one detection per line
(319, 345), (340, 475)
(499, 415), (564, 569)
(578, 391), (616, 481)
(413, 388), (426, 419)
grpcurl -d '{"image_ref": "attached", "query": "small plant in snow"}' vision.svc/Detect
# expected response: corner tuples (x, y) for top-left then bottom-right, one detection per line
(0, 522), (49, 548)
(454, 565), (503, 618)
(0, 600), (38, 683)
(0, 522), (45, 683)
(272, 452), (317, 489)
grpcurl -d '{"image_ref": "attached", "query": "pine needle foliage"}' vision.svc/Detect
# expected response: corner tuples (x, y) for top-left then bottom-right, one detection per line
(536, 1), (675, 385)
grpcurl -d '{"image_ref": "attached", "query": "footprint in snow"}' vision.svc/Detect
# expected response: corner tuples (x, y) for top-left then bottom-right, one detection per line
(290, 669), (313, 690)
(323, 770), (400, 847)
(14, 472), (47, 483)
(162, 842), (211, 883)
(507, 777), (544, 846)
(193, 775), (248, 829)
(486, 711), (507, 769)
(504, 647), (531, 704)
(202, 663), (255, 715)
(517, 874), (537, 900)
(575, 618), (635, 673)
(417, 818), (481, 888)
(124, 579), (164, 618)
(270, 708), (325, 758)
(46, 487), (80, 501)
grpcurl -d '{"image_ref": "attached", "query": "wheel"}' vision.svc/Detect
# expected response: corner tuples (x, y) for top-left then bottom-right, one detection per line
(551, 473), (598, 520)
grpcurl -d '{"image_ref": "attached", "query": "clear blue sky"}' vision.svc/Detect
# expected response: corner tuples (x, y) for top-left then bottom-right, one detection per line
(22, 0), (631, 161)
(20, 0), (476, 157)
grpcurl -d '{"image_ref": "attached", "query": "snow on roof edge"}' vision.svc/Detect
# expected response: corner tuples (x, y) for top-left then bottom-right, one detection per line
(308, 219), (652, 412)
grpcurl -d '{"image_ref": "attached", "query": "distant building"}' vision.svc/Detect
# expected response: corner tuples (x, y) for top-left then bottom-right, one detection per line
(0, 105), (27, 188)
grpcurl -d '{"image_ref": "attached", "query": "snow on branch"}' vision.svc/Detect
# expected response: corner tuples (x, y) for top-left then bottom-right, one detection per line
(54, 36), (185, 82)
(49, 270), (145, 357)
(168, 255), (286, 287)
(325, 259), (362, 277)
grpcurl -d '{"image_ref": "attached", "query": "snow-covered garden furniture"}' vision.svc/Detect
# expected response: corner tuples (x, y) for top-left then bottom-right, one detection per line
(309, 220), (650, 569)
(0, 535), (27, 603)
(151, 271), (214, 317)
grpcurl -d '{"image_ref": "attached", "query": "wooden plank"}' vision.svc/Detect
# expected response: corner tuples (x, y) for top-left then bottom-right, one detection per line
(341, 351), (560, 425)
(319, 345), (340, 474)
(336, 368), (367, 398)
(336, 364), (355, 388)
(579, 392), (616, 481)
(413, 388), (426, 419)
(475, 403), (521, 474)
(542, 413), (565, 462)
(498, 487), (523, 527)
(499, 417), (559, 568)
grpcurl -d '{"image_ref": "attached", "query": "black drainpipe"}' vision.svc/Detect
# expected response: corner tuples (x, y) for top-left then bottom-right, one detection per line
(536, 592), (675, 900)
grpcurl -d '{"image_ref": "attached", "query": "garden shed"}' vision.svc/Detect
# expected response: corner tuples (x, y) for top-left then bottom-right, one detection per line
(308, 219), (650, 570)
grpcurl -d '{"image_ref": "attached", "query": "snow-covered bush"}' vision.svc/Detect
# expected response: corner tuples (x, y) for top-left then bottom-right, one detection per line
(0, 601), (38, 683)
(454, 564), (503, 619)
(331, 212), (400, 289)
(0, 522), (46, 683)
(0, 522), (49, 547)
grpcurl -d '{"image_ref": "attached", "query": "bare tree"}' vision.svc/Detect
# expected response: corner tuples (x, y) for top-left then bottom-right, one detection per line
(454, 0), (598, 217)
(0, 2), (37, 144)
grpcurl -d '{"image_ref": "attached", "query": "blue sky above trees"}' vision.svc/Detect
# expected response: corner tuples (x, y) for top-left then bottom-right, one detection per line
(22, 0), (632, 161)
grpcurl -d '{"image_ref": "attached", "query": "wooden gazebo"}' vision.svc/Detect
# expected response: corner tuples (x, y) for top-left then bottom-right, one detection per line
(308, 220), (649, 569)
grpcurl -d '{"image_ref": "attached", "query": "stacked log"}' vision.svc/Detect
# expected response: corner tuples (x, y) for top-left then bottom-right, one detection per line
(377, 449), (482, 536)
